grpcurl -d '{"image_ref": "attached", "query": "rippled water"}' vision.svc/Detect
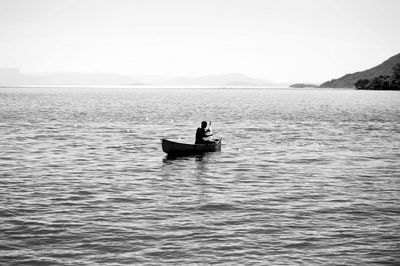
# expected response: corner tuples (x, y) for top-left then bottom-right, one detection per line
(1, 87), (399, 265)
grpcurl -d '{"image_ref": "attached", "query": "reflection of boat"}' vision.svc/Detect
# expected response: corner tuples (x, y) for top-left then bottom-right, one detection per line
(161, 138), (222, 155)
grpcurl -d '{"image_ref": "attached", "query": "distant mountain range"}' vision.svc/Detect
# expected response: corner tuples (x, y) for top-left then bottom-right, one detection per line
(163, 73), (288, 86)
(6, 53), (399, 88)
(320, 53), (400, 88)
(0, 69), (288, 87)
(0, 69), (140, 85)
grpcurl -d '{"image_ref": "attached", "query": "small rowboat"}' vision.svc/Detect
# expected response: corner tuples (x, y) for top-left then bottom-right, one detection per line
(161, 138), (222, 155)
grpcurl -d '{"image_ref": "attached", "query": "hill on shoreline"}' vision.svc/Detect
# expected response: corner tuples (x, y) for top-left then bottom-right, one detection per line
(320, 53), (400, 88)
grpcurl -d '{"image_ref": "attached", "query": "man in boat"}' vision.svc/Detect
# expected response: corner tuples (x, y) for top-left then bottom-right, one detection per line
(195, 121), (214, 144)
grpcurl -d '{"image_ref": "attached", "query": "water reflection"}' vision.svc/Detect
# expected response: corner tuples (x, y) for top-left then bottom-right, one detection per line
(160, 152), (220, 180)
(163, 153), (206, 161)
(162, 151), (220, 163)
(160, 152), (225, 212)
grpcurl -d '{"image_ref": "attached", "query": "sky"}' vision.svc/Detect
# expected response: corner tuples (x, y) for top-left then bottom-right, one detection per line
(0, 0), (399, 83)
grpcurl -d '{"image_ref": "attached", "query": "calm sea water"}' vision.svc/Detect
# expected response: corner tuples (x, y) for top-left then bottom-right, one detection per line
(1, 87), (399, 265)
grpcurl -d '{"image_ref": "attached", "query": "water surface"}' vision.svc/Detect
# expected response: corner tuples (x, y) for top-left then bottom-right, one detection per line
(1, 87), (399, 265)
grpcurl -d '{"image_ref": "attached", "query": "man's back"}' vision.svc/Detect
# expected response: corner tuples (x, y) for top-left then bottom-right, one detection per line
(195, 127), (205, 144)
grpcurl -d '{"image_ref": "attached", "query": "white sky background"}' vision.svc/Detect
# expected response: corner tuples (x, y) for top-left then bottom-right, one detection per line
(0, 0), (399, 83)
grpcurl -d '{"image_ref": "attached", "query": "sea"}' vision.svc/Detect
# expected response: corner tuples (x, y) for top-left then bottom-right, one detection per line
(1, 86), (399, 265)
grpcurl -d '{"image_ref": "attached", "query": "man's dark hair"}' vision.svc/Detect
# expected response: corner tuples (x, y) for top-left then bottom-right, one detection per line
(201, 121), (207, 128)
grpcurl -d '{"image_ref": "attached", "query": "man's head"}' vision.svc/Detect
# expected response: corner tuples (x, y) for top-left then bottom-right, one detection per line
(201, 121), (207, 128)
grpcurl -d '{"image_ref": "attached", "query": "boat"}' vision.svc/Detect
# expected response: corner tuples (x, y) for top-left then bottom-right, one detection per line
(161, 138), (222, 155)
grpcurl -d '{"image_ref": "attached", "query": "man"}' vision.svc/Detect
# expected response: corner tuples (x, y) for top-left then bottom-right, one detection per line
(195, 121), (213, 144)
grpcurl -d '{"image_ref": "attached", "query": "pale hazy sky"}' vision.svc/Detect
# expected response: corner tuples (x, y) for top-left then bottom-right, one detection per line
(0, 0), (399, 82)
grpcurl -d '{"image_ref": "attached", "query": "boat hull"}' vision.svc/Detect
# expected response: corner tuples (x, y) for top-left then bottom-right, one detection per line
(161, 138), (222, 155)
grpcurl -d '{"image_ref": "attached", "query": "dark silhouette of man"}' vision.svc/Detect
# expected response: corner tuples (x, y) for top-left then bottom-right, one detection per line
(195, 121), (213, 144)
